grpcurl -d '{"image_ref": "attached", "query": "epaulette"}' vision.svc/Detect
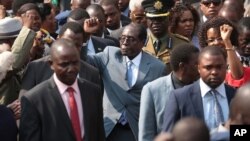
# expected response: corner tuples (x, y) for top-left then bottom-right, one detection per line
(172, 33), (190, 42)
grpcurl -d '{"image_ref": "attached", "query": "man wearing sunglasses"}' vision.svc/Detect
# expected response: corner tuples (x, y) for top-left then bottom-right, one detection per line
(200, 0), (223, 22)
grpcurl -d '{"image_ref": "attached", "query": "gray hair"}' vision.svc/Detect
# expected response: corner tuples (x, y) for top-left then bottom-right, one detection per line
(129, 0), (143, 11)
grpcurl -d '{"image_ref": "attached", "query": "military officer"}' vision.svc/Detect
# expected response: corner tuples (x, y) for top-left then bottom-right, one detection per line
(142, 0), (190, 74)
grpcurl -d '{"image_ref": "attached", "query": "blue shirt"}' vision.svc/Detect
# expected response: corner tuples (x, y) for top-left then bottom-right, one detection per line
(200, 79), (229, 130)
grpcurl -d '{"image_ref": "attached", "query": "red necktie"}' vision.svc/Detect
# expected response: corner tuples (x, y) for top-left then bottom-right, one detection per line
(67, 87), (82, 141)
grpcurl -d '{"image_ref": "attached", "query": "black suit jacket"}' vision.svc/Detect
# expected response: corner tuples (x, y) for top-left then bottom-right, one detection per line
(162, 80), (236, 132)
(21, 56), (101, 91)
(19, 78), (105, 141)
(0, 105), (18, 141)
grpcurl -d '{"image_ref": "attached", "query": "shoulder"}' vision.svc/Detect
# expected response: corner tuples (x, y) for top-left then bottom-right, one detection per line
(78, 78), (101, 93)
(173, 81), (199, 96)
(171, 33), (190, 43)
(142, 51), (165, 66)
(91, 36), (115, 46)
(80, 60), (99, 73)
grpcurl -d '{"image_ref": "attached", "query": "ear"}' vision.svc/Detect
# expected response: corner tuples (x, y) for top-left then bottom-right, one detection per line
(179, 62), (185, 71)
(48, 58), (54, 71)
(197, 64), (201, 74)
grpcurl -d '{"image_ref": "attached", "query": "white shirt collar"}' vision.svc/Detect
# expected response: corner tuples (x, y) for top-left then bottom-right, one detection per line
(125, 52), (142, 67)
(53, 73), (79, 95)
(107, 21), (122, 33)
(200, 78), (226, 98)
(203, 15), (208, 23)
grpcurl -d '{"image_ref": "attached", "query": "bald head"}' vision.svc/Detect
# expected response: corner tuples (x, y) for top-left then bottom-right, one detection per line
(172, 117), (210, 141)
(229, 83), (250, 125)
(71, 0), (91, 10)
(50, 39), (80, 85)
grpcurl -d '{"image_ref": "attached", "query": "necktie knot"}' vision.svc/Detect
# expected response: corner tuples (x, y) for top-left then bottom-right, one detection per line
(67, 87), (75, 95)
(154, 40), (161, 52)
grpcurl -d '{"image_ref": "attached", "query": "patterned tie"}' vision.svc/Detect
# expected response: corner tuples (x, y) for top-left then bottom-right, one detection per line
(67, 87), (82, 141)
(154, 40), (161, 53)
(127, 61), (133, 87)
(210, 89), (224, 128)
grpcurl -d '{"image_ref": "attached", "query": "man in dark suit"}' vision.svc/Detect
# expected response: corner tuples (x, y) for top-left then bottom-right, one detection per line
(162, 47), (235, 132)
(19, 39), (105, 141)
(66, 8), (117, 55)
(99, 0), (131, 35)
(20, 22), (101, 94)
(87, 23), (167, 141)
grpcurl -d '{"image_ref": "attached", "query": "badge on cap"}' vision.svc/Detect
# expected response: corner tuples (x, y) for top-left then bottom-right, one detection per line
(154, 1), (163, 10)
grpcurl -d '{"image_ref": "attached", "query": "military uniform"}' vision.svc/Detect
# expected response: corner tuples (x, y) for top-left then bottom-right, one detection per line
(143, 32), (190, 73)
(142, 0), (191, 74)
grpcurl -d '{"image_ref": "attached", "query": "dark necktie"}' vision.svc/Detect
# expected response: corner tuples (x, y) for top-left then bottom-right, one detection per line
(210, 89), (224, 128)
(154, 40), (161, 53)
(67, 87), (82, 141)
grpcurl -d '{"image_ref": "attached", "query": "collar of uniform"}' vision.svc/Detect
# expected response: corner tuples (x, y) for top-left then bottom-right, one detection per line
(149, 30), (168, 48)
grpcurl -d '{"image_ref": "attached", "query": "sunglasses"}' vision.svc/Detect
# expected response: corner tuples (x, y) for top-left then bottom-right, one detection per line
(201, 1), (221, 7)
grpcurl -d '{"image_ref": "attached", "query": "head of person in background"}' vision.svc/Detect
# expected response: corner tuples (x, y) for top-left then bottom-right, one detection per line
(142, 0), (175, 38)
(37, 3), (57, 39)
(58, 22), (85, 52)
(169, 4), (200, 41)
(71, 0), (91, 10)
(119, 23), (147, 60)
(99, 0), (122, 30)
(129, 0), (147, 27)
(67, 8), (90, 44)
(12, 0), (43, 16)
(198, 16), (238, 49)
(218, 0), (245, 24)
(170, 43), (200, 85)
(200, 0), (223, 21)
(118, 0), (130, 17)
(237, 17), (250, 66)
(154, 117), (210, 141)
(86, 4), (106, 37)
(173, 117), (210, 141)
(0, 18), (22, 52)
(16, 3), (42, 32)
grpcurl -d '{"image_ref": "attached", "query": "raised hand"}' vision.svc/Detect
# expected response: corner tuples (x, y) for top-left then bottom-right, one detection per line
(21, 12), (36, 29)
(220, 24), (233, 42)
(0, 5), (6, 19)
(83, 17), (101, 34)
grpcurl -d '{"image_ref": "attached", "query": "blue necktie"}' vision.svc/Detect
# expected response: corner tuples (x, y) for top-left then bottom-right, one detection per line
(127, 61), (133, 87)
(210, 89), (224, 128)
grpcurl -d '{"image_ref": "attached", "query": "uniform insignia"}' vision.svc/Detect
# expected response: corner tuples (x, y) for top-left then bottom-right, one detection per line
(154, 1), (163, 10)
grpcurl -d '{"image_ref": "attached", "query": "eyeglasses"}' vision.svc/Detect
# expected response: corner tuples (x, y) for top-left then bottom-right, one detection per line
(206, 37), (223, 44)
(201, 1), (221, 7)
(119, 36), (138, 43)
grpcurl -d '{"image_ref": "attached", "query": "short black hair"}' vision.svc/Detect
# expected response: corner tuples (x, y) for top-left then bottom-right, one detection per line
(59, 22), (84, 37)
(86, 4), (105, 21)
(68, 8), (90, 25)
(198, 16), (239, 48)
(17, 3), (41, 17)
(99, 0), (119, 9)
(37, 3), (52, 22)
(170, 43), (199, 71)
(12, 0), (43, 15)
(199, 46), (227, 62)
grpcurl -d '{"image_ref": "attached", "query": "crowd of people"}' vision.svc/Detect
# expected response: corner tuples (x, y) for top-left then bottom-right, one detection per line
(0, 0), (250, 141)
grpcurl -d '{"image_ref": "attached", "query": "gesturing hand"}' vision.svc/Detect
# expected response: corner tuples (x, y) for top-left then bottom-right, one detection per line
(83, 17), (101, 34)
(220, 24), (233, 42)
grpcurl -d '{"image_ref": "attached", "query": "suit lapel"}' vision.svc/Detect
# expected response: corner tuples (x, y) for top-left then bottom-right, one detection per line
(48, 78), (75, 138)
(143, 35), (156, 56)
(133, 52), (150, 88)
(189, 81), (204, 119)
(225, 84), (235, 105)
(91, 37), (105, 53)
(78, 79), (89, 141)
(119, 55), (131, 90)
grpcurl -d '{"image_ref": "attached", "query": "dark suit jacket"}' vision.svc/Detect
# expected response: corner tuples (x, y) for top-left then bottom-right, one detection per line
(19, 78), (105, 141)
(21, 55), (101, 91)
(162, 80), (235, 132)
(80, 36), (117, 61)
(0, 105), (18, 141)
(120, 14), (131, 27)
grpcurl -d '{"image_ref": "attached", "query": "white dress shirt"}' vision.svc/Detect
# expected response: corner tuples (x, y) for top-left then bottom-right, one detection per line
(53, 74), (84, 137)
(200, 78), (229, 130)
(86, 37), (96, 55)
(125, 52), (142, 86)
